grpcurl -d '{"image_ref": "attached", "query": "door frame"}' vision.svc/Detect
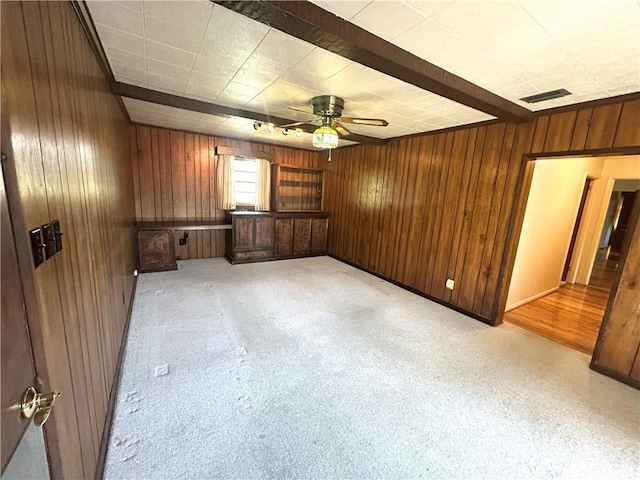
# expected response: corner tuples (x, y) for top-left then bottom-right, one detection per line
(590, 192), (640, 387)
(561, 177), (592, 282)
(494, 146), (640, 386)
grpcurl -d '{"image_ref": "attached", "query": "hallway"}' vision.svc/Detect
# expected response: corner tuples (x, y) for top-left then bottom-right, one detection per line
(504, 250), (619, 354)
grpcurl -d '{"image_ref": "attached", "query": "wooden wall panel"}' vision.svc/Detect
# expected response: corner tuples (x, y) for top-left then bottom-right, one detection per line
(591, 197), (640, 387)
(614, 99), (640, 147)
(325, 97), (640, 328)
(543, 111), (577, 152)
(2, 1), (136, 478)
(585, 103), (623, 149)
(131, 125), (321, 258)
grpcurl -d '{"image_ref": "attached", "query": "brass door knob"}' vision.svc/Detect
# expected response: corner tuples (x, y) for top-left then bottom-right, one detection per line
(20, 387), (60, 426)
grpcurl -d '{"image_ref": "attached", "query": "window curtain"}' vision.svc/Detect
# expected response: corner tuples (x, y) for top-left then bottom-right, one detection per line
(215, 154), (236, 210)
(254, 158), (271, 211)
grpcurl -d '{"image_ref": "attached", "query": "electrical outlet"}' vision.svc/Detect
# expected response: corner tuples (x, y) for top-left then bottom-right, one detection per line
(445, 279), (455, 290)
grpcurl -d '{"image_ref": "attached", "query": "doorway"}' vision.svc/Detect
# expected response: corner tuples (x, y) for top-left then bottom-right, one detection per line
(502, 154), (639, 355)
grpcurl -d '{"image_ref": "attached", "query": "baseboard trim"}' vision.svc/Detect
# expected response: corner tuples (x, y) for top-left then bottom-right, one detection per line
(95, 275), (138, 479)
(590, 362), (640, 390)
(505, 286), (559, 312)
(329, 254), (493, 326)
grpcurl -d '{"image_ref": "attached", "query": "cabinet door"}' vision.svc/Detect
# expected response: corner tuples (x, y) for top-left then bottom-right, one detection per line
(255, 217), (274, 248)
(293, 217), (312, 255)
(311, 218), (328, 254)
(275, 218), (293, 256)
(138, 230), (176, 272)
(234, 217), (254, 249)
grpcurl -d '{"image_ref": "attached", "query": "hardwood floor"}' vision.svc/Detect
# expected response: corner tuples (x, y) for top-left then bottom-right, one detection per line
(504, 250), (619, 354)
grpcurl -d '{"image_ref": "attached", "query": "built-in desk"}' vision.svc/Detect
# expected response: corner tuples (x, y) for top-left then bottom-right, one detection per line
(136, 221), (231, 272)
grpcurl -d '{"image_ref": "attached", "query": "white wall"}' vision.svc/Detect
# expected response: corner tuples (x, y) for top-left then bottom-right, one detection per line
(506, 157), (603, 311)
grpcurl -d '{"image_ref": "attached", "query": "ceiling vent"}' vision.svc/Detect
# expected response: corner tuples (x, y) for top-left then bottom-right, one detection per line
(520, 88), (571, 104)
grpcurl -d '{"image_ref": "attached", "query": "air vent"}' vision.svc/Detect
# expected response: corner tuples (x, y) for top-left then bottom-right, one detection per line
(520, 88), (571, 104)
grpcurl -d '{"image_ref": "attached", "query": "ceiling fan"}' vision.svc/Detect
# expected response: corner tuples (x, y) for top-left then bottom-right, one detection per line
(278, 95), (389, 150)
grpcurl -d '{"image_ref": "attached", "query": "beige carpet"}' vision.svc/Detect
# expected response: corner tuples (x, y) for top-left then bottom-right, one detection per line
(104, 256), (639, 479)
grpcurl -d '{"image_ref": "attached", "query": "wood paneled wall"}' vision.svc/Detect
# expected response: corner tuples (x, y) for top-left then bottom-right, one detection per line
(591, 196), (640, 387)
(130, 125), (320, 260)
(324, 98), (640, 325)
(2, 2), (136, 478)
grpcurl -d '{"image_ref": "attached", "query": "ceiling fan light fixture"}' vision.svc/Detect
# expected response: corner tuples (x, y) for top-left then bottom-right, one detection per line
(312, 125), (339, 149)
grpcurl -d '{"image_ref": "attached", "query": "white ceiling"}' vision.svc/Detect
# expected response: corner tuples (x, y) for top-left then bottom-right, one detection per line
(87, 0), (640, 150)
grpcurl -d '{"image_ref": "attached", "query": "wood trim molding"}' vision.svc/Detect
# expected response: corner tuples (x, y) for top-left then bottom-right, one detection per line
(95, 274), (137, 479)
(70, 1), (130, 122)
(213, 0), (533, 123)
(534, 91), (640, 116)
(215, 145), (274, 161)
(70, 1), (112, 81)
(525, 146), (640, 161)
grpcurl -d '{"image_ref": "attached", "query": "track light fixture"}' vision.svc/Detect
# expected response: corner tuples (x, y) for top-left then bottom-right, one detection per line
(252, 122), (306, 139)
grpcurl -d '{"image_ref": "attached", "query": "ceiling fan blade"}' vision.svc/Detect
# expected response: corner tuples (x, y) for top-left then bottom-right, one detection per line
(339, 117), (389, 127)
(333, 122), (352, 137)
(276, 120), (314, 129)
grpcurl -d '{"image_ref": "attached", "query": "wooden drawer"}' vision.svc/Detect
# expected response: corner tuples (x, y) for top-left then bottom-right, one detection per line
(235, 250), (271, 259)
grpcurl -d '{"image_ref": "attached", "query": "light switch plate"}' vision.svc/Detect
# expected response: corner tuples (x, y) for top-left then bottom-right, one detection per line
(445, 279), (455, 290)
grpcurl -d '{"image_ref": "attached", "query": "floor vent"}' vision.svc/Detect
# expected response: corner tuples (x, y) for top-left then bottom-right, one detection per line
(520, 88), (571, 103)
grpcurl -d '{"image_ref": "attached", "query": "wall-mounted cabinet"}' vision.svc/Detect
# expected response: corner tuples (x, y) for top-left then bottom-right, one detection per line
(271, 164), (324, 212)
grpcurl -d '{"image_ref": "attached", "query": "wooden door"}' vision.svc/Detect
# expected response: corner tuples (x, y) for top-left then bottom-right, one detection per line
(0, 164), (45, 474)
(275, 218), (293, 256)
(254, 217), (274, 248)
(311, 218), (328, 254)
(234, 217), (254, 249)
(293, 218), (312, 255)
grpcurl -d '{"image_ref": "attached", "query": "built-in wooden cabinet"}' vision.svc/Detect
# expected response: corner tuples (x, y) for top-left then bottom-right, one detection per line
(227, 213), (275, 262)
(226, 211), (328, 264)
(137, 229), (177, 272)
(271, 164), (324, 212)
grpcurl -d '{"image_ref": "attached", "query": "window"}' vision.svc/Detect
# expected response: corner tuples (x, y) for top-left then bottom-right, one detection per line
(234, 159), (257, 206)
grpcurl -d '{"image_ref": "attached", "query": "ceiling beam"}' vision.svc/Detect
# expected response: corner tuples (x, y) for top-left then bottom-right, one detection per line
(110, 82), (389, 145)
(213, 0), (534, 123)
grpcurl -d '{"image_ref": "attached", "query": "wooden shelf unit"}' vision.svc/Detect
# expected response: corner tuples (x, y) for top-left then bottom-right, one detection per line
(272, 164), (324, 212)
